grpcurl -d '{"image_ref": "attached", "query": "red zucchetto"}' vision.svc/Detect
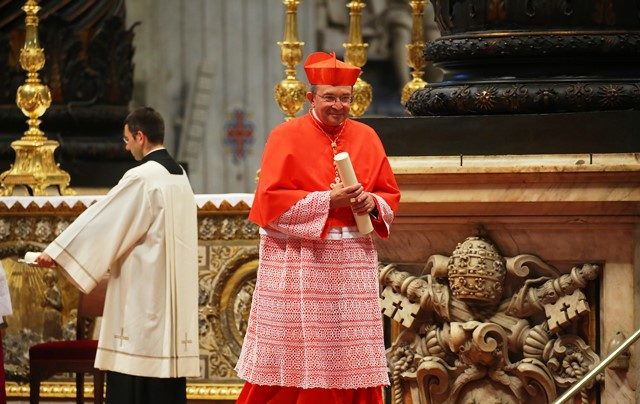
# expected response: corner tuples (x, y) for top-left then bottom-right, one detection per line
(303, 52), (360, 86)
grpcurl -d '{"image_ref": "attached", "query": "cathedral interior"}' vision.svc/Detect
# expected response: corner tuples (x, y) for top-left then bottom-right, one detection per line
(0, 0), (639, 403)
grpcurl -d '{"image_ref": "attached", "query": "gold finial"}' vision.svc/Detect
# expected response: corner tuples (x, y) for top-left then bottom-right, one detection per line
(274, 0), (307, 121)
(401, 0), (429, 105)
(343, 0), (372, 117)
(0, 0), (74, 196)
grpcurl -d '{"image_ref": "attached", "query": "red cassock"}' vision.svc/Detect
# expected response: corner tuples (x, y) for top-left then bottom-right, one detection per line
(249, 113), (400, 237)
(236, 113), (400, 404)
(237, 381), (383, 404)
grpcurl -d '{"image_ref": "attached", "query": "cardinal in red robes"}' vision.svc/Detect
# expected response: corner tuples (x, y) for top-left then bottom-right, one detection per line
(235, 52), (400, 404)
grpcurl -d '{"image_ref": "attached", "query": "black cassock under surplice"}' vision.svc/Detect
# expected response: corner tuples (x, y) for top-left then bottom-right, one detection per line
(106, 371), (187, 404)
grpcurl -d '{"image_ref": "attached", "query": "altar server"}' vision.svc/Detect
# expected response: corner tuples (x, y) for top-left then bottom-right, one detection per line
(36, 107), (199, 404)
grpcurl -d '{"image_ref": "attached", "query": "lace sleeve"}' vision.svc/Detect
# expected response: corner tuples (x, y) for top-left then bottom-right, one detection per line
(370, 193), (395, 239)
(267, 191), (330, 240)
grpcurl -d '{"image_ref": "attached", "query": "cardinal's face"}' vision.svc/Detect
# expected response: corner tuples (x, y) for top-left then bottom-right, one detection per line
(308, 85), (353, 126)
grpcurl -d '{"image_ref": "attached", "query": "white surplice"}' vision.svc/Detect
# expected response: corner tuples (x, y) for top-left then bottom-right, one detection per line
(0, 261), (12, 322)
(44, 161), (200, 378)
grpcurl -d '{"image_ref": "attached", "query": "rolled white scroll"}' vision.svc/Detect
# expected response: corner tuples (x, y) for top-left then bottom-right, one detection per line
(334, 152), (374, 235)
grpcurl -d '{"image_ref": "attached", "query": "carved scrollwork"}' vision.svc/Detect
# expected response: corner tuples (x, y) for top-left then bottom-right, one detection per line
(424, 254), (449, 278)
(198, 215), (258, 240)
(472, 323), (506, 363)
(505, 254), (561, 279)
(545, 335), (601, 403)
(387, 332), (422, 404)
(426, 33), (640, 62)
(410, 1), (640, 115)
(0, 200), (257, 401)
(200, 244), (258, 378)
(545, 335), (601, 389)
(406, 81), (640, 115)
(416, 356), (452, 399)
(383, 235), (600, 404)
(0, 215), (73, 260)
(513, 358), (557, 401)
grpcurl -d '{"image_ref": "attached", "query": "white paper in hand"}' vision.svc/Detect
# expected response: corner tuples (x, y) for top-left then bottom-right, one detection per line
(334, 152), (374, 235)
(19, 251), (40, 265)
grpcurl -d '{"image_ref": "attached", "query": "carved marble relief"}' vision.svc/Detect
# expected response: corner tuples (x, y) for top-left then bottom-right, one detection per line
(381, 236), (601, 404)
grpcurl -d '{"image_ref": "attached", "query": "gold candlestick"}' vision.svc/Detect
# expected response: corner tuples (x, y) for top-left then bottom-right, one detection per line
(1, 0), (74, 196)
(401, 0), (429, 105)
(343, 0), (372, 117)
(274, 0), (307, 121)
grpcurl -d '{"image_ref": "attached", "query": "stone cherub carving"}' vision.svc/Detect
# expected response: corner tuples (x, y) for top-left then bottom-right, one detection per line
(380, 236), (601, 404)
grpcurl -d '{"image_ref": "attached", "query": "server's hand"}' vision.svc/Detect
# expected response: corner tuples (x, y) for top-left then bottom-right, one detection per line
(35, 253), (56, 268)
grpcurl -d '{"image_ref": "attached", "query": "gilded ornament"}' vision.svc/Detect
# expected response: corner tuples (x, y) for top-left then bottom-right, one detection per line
(274, 0), (307, 120)
(349, 77), (373, 117)
(0, 219), (10, 240)
(14, 218), (32, 241)
(34, 219), (52, 242)
(451, 85), (471, 110)
(53, 220), (70, 237)
(199, 217), (217, 240)
(534, 88), (558, 106)
(475, 87), (498, 111)
(0, 0), (74, 196)
(502, 84), (528, 111)
(2, 202), (255, 400)
(274, 78), (307, 119)
(343, 0), (371, 117)
(408, 80), (640, 115)
(203, 244), (258, 377)
(599, 84), (625, 108)
(401, 0), (429, 105)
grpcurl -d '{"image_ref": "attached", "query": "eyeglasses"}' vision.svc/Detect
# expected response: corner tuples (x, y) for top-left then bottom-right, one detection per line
(122, 132), (140, 144)
(316, 94), (353, 105)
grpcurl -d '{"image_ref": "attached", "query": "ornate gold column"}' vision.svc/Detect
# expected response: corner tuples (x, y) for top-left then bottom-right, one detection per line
(0, 0), (74, 196)
(274, 0), (307, 121)
(343, 0), (372, 117)
(401, 0), (429, 105)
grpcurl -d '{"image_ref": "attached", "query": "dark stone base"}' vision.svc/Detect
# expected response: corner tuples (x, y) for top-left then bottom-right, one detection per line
(406, 80), (640, 116)
(360, 110), (640, 156)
